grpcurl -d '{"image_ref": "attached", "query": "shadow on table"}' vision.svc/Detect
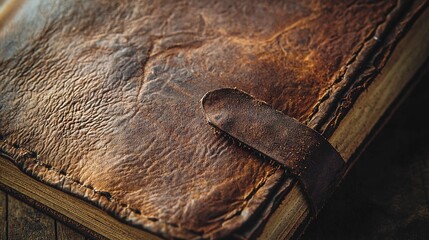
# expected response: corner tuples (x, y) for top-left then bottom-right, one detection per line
(303, 71), (429, 240)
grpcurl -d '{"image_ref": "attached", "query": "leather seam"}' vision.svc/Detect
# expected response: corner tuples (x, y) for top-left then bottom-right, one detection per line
(0, 137), (202, 235)
(0, 136), (272, 236)
(304, 0), (398, 127)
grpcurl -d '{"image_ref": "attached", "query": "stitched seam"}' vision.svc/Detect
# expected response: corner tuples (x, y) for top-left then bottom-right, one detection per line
(304, 1), (399, 125)
(0, 137), (200, 235)
(0, 136), (272, 236)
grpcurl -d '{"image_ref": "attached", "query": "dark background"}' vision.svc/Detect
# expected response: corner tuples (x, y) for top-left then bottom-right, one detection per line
(303, 71), (429, 239)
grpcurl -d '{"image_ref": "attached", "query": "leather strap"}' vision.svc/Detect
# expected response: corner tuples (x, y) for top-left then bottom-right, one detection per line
(201, 88), (346, 214)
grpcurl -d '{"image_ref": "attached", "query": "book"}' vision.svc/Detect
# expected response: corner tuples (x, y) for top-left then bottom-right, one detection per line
(0, 0), (428, 239)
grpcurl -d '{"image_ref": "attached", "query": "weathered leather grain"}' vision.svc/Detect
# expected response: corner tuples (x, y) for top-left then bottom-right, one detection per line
(0, 0), (424, 239)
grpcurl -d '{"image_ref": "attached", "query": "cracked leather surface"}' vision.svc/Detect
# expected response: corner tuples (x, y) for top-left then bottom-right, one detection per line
(0, 0), (423, 239)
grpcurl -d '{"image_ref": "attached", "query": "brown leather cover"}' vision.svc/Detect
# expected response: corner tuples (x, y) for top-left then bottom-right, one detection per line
(202, 88), (345, 214)
(0, 0), (425, 239)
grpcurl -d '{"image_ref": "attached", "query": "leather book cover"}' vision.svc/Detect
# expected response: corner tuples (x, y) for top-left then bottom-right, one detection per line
(0, 0), (428, 239)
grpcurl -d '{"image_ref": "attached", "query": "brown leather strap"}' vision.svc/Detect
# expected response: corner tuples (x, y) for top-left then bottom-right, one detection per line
(201, 88), (346, 214)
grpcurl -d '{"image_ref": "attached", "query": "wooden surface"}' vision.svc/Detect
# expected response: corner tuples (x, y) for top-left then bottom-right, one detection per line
(0, 191), (6, 240)
(0, 190), (86, 240)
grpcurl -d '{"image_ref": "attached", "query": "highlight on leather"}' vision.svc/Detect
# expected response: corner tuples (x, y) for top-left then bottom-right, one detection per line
(201, 88), (346, 213)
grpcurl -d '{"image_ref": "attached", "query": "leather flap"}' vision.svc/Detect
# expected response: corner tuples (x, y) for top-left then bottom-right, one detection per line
(202, 88), (346, 213)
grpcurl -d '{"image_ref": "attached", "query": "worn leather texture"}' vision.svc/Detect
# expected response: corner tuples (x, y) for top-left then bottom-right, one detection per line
(0, 0), (425, 239)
